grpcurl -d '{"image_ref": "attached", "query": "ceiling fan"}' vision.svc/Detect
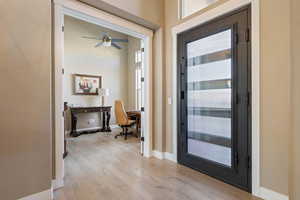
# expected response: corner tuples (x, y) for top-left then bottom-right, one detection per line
(82, 32), (128, 49)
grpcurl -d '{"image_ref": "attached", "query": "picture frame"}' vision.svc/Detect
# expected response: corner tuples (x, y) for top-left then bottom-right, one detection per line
(73, 74), (102, 95)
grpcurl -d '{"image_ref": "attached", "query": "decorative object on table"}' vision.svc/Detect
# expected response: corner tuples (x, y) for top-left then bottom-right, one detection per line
(98, 88), (110, 106)
(82, 32), (128, 50)
(73, 74), (101, 95)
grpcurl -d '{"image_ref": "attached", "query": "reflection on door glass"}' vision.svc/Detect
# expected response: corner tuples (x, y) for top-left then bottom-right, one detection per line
(187, 29), (232, 167)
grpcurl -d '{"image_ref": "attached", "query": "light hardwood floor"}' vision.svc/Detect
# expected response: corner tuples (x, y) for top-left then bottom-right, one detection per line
(54, 128), (261, 200)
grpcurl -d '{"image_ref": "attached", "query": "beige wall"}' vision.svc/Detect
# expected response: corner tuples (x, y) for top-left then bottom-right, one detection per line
(64, 16), (130, 127)
(0, 0), (52, 199)
(164, 0), (292, 197)
(260, 0), (291, 195)
(153, 28), (165, 151)
(101, 0), (164, 26)
(291, 0), (300, 199)
(81, 0), (164, 27)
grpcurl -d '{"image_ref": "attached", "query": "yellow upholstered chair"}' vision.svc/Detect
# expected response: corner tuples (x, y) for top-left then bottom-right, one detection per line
(114, 100), (136, 140)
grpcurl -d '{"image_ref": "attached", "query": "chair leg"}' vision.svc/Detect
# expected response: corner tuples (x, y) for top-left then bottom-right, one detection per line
(115, 127), (124, 139)
(115, 126), (134, 140)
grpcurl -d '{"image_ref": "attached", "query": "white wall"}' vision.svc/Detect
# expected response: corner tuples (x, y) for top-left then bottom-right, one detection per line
(64, 16), (131, 129)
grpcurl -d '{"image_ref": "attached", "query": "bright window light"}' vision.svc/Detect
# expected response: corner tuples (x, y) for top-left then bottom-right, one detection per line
(181, 0), (219, 18)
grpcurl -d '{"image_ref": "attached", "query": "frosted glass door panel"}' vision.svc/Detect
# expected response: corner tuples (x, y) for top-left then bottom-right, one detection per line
(187, 29), (232, 167)
(188, 116), (231, 138)
(188, 60), (232, 82)
(188, 89), (231, 108)
(188, 139), (231, 167)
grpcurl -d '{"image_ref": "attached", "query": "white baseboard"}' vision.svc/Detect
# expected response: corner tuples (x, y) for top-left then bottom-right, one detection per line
(151, 151), (177, 163)
(52, 178), (64, 190)
(18, 189), (52, 200)
(152, 150), (164, 159)
(76, 126), (101, 132)
(50, 188), (53, 200)
(164, 152), (177, 163)
(258, 187), (289, 200)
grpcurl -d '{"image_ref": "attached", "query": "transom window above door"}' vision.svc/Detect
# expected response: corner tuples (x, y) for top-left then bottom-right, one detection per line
(180, 0), (219, 18)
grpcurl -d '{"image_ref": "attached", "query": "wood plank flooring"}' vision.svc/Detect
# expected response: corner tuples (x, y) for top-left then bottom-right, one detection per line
(54, 128), (261, 200)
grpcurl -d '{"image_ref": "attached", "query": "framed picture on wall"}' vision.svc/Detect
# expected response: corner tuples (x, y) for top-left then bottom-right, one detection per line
(73, 74), (102, 95)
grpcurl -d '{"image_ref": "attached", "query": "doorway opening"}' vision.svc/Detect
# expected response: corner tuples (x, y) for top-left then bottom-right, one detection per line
(177, 6), (252, 191)
(53, 0), (153, 189)
(63, 14), (145, 152)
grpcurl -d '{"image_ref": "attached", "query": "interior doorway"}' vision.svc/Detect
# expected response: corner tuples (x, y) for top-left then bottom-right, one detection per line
(177, 6), (251, 191)
(53, 0), (153, 190)
(63, 14), (145, 146)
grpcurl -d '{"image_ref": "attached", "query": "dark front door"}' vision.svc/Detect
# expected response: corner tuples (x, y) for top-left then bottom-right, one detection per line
(177, 6), (251, 191)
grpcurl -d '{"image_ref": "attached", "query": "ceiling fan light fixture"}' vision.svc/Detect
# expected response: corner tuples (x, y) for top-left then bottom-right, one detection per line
(82, 32), (126, 49)
(102, 41), (111, 47)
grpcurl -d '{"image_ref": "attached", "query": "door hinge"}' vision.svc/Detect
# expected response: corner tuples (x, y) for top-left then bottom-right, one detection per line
(182, 57), (187, 66)
(180, 64), (185, 76)
(247, 155), (251, 169)
(141, 107), (145, 112)
(234, 152), (239, 165)
(141, 77), (144, 82)
(62, 26), (64, 32)
(180, 91), (185, 100)
(247, 91), (251, 106)
(236, 93), (240, 104)
(62, 68), (64, 74)
(141, 48), (145, 52)
(62, 111), (64, 118)
(141, 136), (145, 142)
(245, 28), (250, 42)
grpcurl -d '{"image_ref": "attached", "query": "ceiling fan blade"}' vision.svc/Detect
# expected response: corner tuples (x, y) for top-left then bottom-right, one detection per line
(95, 42), (103, 48)
(82, 36), (101, 40)
(111, 42), (122, 49)
(100, 32), (109, 37)
(111, 38), (129, 43)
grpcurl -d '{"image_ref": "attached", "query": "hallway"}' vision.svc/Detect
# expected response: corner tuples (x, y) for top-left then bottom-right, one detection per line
(54, 129), (260, 200)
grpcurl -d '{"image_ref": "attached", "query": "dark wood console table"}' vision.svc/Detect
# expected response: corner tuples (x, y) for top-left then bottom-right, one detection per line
(70, 106), (112, 137)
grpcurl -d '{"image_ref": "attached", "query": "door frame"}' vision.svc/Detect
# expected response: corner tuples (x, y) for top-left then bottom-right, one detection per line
(171, 0), (260, 196)
(177, 5), (251, 191)
(53, 0), (153, 190)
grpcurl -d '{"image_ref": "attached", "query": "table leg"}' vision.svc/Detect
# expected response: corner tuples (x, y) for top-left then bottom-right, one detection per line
(63, 139), (68, 158)
(71, 113), (80, 137)
(100, 111), (106, 132)
(106, 111), (111, 132)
